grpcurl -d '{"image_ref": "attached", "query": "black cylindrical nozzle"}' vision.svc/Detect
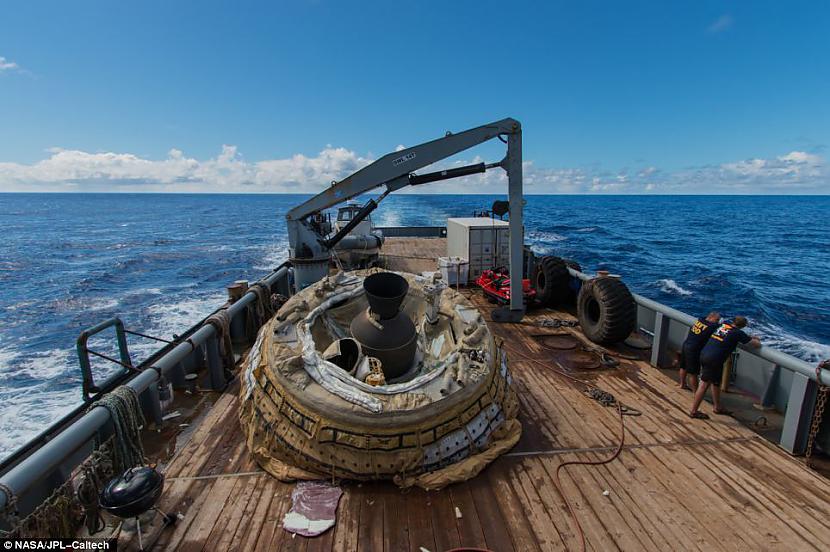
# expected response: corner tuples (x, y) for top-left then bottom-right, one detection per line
(363, 272), (409, 319)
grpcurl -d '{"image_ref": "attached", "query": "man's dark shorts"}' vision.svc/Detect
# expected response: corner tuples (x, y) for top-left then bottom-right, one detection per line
(700, 358), (724, 384)
(682, 346), (702, 376)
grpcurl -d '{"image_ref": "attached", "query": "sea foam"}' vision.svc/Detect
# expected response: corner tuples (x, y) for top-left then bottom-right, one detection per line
(658, 279), (693, 297)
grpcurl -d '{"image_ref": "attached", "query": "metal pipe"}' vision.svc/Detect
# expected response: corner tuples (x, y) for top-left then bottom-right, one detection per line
(0, 265), (288, 510)
(336, 235), (383, 251)
(321, 199), (379, 250)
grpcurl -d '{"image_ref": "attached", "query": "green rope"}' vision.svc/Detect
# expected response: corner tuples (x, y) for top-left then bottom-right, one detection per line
(0, 437), (116, 539)
(0, 384), (143, 539)
(97, 386), (146, 473)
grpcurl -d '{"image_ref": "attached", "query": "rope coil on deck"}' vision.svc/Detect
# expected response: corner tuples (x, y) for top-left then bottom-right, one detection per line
(0, 437), (116, 539)
(96, 385), (146, 472)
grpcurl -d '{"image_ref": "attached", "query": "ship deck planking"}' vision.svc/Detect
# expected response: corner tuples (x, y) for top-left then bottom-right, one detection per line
(119, 237), (830, 552)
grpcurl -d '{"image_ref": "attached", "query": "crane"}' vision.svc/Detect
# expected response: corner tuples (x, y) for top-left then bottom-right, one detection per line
(285, 117), (526, 321)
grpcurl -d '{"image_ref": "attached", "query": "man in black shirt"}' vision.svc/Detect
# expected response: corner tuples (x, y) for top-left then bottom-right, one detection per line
(679, 311), (721, 391)
(689, 316), (761, 419)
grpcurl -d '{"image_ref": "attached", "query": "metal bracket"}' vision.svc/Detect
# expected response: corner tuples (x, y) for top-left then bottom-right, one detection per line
(649, 312), (670, 367)
(77, 318), (133, 402)
(780, 372), (818, 454)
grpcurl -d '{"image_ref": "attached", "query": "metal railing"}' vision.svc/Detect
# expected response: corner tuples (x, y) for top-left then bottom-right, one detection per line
(1, 256), (826, 515)
(0, 264), (290, 513)
(569, 267), (829, 454)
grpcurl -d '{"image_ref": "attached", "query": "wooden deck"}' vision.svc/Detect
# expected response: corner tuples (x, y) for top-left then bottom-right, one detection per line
(124, 237), (830, 551)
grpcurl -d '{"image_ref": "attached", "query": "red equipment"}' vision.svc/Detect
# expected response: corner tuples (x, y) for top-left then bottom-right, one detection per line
(476, 268), (536, 305)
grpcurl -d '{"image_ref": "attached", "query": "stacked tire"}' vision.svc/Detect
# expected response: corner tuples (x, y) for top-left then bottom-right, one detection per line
(534, 256), (576, 307)
(576, 276), (636, 344)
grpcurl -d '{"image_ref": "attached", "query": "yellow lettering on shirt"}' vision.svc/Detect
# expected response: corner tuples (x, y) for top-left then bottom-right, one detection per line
(711, 323), (734, 342)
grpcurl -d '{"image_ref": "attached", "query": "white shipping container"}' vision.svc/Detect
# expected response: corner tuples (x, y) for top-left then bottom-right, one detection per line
(446, 218), (513, 282)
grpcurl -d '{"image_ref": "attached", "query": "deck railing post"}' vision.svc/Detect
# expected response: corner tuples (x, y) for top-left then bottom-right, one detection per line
(758, 364), (781, 410)
(206, 335), (226, 391)
(650, 312), (670, 368)
(142, 381), (163, 427)
(780, 372), (818, 454)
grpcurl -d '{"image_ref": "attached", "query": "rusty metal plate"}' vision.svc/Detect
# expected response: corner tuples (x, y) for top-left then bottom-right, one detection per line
(624, 334), (652, 350)
(563, 350), (602, 371)
(536, 334), (580, 350)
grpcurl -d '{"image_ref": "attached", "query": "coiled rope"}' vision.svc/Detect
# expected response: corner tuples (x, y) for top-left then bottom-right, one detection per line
(76, 439), (116, 534)
(97, 385), (146, 473)
(206, 308), (235, 376)
(248, 282), (275, 329)
(0, 437), (116, 539)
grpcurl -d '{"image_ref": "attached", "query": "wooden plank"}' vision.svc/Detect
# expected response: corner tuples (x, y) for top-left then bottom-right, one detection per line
(331, 484), (361, 552)
(255, 481), (293, 551)
(449, 482), (487, 549)
(236, 478), (276, 551)
(682, 442), (827, 550)
(381, 483), (410, 552)
(630, 445), (752, 550)
(177, 476), (237, 551)
(580, 451), (695, 551)
(405, 488), (437, 552)
(526, 456), (629, 552)
(159, 480), (213, 551)
(467, 472), (515, 552)
(305, 522), (335, 552)
(357, 483), (384, 552)
(164, 387), (239, 478)
(225, 473), (270, 551)
(428, 488), (461, 552)
(486, 461), (543, 551)
(272, 483), (307, 552)
(207, 474), (264, 551)
(124, 237), (830, 551)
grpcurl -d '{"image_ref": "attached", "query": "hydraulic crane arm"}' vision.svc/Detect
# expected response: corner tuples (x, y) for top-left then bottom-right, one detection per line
(286, 117), (525, 320)
(286, 118), (520, 221)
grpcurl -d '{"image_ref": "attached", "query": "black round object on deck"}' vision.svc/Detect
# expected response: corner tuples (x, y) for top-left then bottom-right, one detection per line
(363, 272), (409, 319)
(100, 466), (164, 519)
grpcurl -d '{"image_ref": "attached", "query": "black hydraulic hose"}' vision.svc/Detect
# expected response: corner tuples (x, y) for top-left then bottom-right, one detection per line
(408, 162), (486, 185)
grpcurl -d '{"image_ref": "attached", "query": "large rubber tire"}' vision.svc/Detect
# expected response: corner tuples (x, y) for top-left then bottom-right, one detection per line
(577, 276), (636, 344)
(534, 256), (571, 306)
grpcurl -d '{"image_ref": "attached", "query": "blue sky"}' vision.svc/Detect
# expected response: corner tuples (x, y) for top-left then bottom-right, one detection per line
(0, 1), (828, 193)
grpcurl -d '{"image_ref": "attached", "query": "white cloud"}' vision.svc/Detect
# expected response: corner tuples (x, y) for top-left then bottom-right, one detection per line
(0, 146), (827, 194)
(0, 146), (371, 193)
(0, 56), (19, 72)
(721, 151), (823, 180)
(708, 14), (733, 34)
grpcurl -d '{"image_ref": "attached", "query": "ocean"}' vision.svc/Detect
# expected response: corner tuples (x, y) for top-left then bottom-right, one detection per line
(1, 193), (828, 460)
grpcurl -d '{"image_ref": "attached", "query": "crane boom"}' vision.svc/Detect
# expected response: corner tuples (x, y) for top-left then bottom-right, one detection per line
(286, 117), (525, 319)
(286, 118), (519, 221)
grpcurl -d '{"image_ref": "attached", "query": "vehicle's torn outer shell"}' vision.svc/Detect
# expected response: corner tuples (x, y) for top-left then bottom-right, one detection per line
(238, 270), (521, 490)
